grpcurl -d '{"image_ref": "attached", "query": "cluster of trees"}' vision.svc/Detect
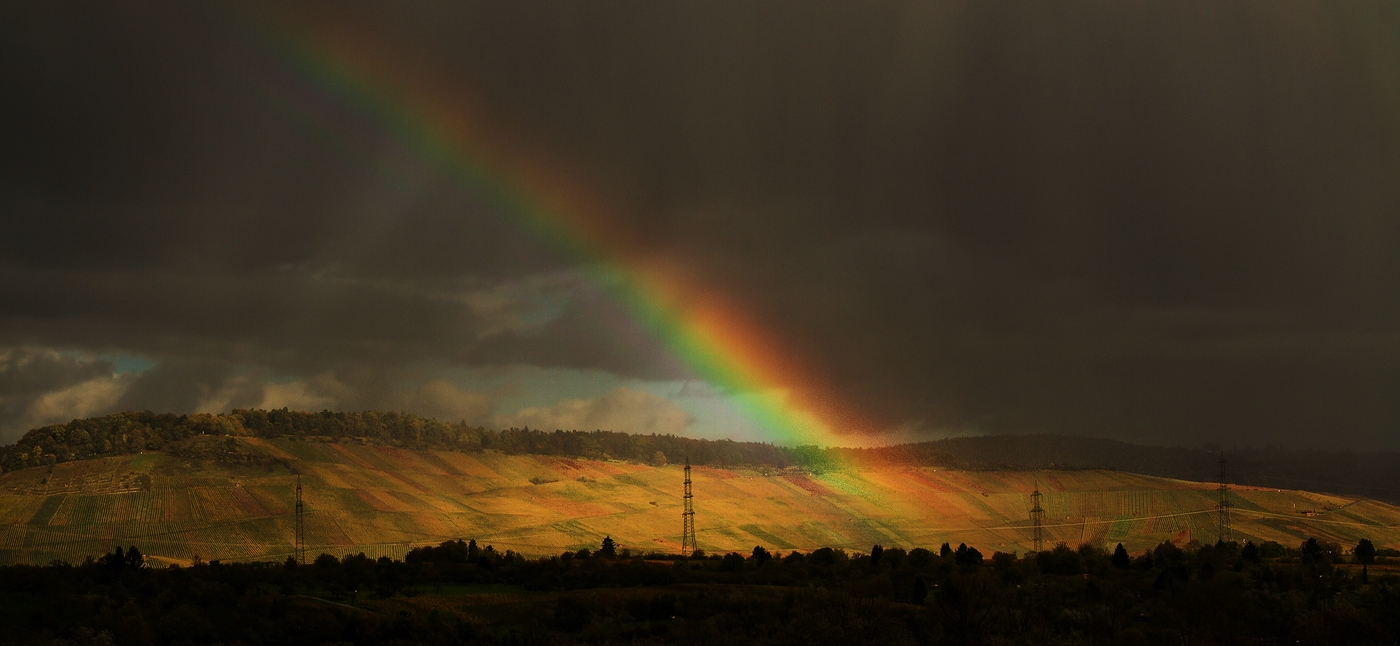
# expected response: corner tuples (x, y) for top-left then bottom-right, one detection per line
(0, 411), (238, 473)
(1, 534), (1397, 644)
(0, 409), (806, 475)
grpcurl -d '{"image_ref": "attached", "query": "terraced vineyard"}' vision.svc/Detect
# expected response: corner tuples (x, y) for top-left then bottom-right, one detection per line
(1, 437), (1397, 565)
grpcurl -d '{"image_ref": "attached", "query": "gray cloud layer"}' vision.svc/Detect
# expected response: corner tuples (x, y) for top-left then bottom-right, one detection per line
(2, 1), (1399, 448)
(0, 349), (135, 435)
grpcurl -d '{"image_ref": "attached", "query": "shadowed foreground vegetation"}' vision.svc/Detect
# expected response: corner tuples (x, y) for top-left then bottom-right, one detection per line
(4, 535), (1400, 645)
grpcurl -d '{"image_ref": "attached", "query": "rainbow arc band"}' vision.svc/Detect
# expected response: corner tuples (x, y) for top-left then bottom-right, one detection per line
(235, 7), (853, 448)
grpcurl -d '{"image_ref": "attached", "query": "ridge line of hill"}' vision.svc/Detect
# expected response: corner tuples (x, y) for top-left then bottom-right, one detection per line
(4, 409), (1400, 503)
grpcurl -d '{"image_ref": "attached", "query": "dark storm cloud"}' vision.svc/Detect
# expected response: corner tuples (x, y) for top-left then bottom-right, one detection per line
(2, 1), (1399, 447)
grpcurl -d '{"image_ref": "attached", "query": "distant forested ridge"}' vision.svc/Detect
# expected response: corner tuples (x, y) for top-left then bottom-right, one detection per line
(0, 409), (806, 475)
(4, 410), (1400, 503)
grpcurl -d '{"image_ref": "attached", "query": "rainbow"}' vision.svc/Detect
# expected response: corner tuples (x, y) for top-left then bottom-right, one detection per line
(231, 8), (871, 447)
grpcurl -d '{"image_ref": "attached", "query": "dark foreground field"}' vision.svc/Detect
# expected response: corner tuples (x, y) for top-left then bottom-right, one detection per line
(3, 536), (1399, 646)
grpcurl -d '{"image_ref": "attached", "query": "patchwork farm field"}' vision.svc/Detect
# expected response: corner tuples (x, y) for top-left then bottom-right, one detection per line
(1, 438), (1398, 565)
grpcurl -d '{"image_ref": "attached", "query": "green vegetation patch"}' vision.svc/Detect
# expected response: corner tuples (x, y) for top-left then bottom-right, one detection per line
(844, 518), (904, 548)
(611, 474), (649, 488)
(1105, 517), (1133, 542)
(738, 524), (796, 549)
(27, 495), (65, 527)
(703, 525), (747, 549)
(57, 495), (107, 527)
(869, 518), (921, 547)
(1332, 508), (1387, 527)
(127, 453), (161, 471)
(321, 487), (379, 514)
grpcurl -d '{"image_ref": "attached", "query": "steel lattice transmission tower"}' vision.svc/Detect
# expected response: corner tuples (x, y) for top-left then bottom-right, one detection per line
(1030, 482), (1045, 553)
(295, 474), (306, 565)
(681, 457), (697, 556)
(1216, 452), (1232, 543)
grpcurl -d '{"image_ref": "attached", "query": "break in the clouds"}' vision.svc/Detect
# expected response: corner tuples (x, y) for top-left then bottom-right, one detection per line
(3, 1), (1400, 449)
(0, 350), (697, 444)
(0, 348), (137, 439)
(499, 388), (692, 437)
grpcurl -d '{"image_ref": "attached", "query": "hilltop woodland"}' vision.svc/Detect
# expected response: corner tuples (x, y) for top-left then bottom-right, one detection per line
(5, 410), (1400, 502)
(2, 535), (1400, 645)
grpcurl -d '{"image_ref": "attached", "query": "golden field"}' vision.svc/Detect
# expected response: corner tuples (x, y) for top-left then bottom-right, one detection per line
(1, 438), (1397, 565)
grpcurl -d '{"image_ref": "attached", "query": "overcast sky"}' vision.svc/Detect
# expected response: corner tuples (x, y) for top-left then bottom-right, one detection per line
(2, 1), (1398, 449)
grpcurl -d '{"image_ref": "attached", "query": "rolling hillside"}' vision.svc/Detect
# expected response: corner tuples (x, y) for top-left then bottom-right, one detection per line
(2, 437), (1398, 566)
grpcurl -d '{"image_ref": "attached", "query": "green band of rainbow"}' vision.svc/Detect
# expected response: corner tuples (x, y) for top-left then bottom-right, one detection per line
(235, 8), (864, 447)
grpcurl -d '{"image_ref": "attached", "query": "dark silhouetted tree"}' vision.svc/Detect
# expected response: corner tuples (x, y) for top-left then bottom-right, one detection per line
(1152, 540), (1185, 567)
(870, 544), (884, 568)
(124, 546), (144, 569)
(940, 542), (952, 558)
(935, 571), (999, 644)
(599, 536), (617, 559)
(1356, 538), (1376, 582)
(102, 546), (126, 570)
(1112, 543), (1131, 569)
(1241, 540), (1260, 564)
(1038, 543), (1084, 576)
(1301, 537), (1325, 565)
(954, 543), (983, 566)
(752, 545), (771, 567)
(808, 547), (839, 567)
(913, 575), (928, 604)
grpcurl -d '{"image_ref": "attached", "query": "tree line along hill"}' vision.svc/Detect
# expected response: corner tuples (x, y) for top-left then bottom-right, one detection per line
(4, 409), (1400, 503)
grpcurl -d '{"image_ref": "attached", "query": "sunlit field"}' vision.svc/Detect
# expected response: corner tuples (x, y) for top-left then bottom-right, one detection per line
(1, 438), (1396, 565)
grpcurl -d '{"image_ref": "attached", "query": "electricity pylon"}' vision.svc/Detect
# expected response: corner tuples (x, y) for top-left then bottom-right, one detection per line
(295, 474), (306, 565)
(1030, 481), (1045, 553)
(1216, 452), (1232, 543)
(682, 458), (697, 556)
